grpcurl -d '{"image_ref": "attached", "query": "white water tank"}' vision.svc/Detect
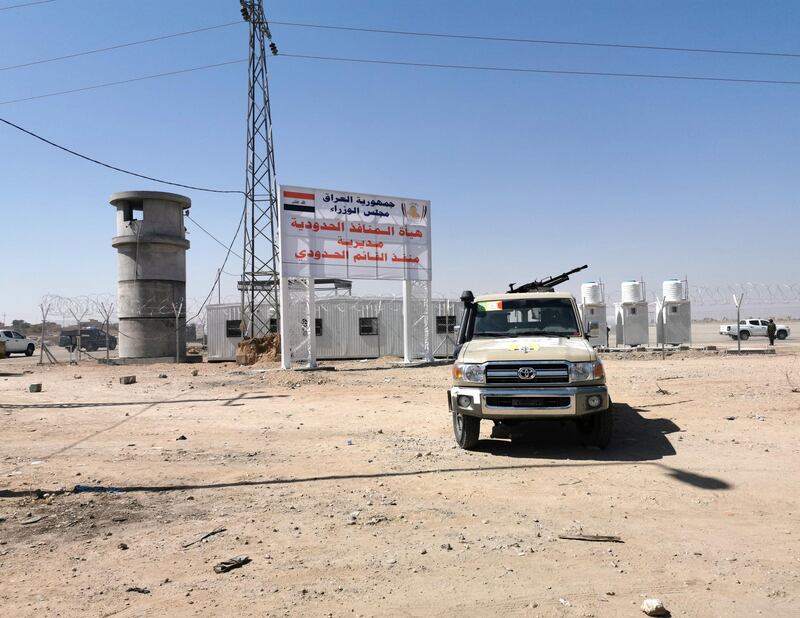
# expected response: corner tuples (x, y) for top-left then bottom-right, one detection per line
(621, 280), (643, 303)
(662, 279), (684, 302)
(581, 282), (604, 305)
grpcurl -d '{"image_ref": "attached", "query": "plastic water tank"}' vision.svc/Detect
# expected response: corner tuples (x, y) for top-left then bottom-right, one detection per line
(581, 282), (603, 305)
(663, 279), (684, 302)
(621, 280), (643, 304)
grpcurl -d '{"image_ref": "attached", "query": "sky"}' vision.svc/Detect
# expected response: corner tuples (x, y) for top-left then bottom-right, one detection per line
(1, 0), (799, 322)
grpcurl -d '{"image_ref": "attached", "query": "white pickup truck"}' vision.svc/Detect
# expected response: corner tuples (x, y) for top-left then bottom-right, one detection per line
(720, 319), (790, 341)
(0, 329), (37, 356)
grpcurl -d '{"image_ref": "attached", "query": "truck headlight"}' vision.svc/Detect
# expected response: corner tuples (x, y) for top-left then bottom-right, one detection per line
(453, 363), (485, 383)
(570, 361), (604, 382)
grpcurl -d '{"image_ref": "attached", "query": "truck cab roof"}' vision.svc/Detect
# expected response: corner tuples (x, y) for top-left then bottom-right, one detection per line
(474, 291), (577, 303)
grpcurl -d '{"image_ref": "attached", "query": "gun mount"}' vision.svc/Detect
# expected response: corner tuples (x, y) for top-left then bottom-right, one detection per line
(507, 264), (588, 294)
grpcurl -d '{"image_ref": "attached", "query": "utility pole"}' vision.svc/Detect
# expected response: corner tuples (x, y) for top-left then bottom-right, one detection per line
(239, 0), (280, 339)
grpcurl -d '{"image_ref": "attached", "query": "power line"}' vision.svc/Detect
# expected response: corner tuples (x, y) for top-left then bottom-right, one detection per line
(0, 116), (244, 194)
(0, 114), (244, 323)
(0, 58), (246, 106)
(280, 53), (800, 86)
(187, 207), (246, 323)
(3, 51), (799, 110)
(0, 0), (56, 11)
(272, 20), (800, 60)
(0, 21), (243, 72)
(186, 213), (244, 262)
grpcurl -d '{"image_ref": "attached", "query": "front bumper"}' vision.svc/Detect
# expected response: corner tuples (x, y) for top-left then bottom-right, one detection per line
(448, 384), (609, 419)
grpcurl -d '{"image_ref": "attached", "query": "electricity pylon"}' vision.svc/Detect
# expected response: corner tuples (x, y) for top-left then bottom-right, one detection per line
(239, 0), (280, 338)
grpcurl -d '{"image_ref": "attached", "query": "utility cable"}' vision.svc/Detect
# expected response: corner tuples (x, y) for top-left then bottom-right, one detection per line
(0, 115), (246, 321)
(279, 53), (800, 86)
(187, 207), (246, 323)
(186, 213), (245, 262)
(0, 21), (243, 72)
(3, 53), (799, 110)
(271, 20), (800, 60)
(0, 0), (56, 10)
(0, 116), (244, 194)
(0, 58), (246, 105)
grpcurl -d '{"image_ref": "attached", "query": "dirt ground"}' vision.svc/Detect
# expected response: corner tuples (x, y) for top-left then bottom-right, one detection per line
(1, 348), (799, 617)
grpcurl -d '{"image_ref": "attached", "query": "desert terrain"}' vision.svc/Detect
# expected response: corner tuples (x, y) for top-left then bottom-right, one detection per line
(1, 330), (799, 617)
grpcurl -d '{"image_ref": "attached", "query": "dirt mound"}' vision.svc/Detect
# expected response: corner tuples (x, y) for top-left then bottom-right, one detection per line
(235, 334), (281, 365)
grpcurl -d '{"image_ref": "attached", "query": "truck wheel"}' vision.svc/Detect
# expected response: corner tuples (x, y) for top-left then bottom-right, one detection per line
(580, 407), (613, 449)
(453, 411), (480, 450)
(109, 342), (117, 350)
(739, 331), (750, 340)
(730, 335), (738, 340)
(25, 344), (35, 357)
(777, 330), (788, 340)
(85, 343), (97, 352)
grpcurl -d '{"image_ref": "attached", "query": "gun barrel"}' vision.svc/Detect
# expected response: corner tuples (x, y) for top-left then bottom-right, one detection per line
(508, 265), (588, 293)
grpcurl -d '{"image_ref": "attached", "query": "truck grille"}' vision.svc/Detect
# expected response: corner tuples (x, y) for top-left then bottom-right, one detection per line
(485, 363), (570, 385)
(484, 396), (570, 409)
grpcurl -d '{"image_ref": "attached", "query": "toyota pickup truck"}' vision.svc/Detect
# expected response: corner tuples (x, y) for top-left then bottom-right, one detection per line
(448, 279), (612, 450)
(719, 319), (790, 341)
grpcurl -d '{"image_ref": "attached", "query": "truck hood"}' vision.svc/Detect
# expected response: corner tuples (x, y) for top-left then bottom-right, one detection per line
(459, 337), (596, 363)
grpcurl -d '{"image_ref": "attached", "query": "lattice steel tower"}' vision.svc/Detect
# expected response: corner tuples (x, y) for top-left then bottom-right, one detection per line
(239, 0), (280, 338)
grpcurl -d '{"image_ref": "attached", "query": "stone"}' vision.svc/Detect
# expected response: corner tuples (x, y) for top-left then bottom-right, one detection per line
(641, 598), (668, 616)
(28, 384), (42, 393)
(119, 376), (136, 385)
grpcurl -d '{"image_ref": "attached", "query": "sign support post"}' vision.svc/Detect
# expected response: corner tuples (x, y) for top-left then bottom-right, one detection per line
(279, 275), (291, 369)
(402, 279), (413, 364)
(307, 278), (317, 368)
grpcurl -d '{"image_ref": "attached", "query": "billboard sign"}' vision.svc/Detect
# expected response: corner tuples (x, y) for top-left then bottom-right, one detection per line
(279, 185), (431, 281)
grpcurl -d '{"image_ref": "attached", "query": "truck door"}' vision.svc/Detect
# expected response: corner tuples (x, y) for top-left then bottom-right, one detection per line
(748, 320), (762, 336)
(2, 331), (19, 352)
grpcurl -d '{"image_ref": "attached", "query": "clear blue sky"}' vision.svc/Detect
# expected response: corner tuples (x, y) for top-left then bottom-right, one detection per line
(1, 0), (798, 322)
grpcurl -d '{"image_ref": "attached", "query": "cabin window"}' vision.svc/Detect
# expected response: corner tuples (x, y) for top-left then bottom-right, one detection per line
(359, 317), (379, 336)
(436, 315), (456, 334)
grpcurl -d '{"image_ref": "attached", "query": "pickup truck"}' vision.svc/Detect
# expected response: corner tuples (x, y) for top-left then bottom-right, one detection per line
(59, 327), (117, 352)
(719, 319), (790, 341)
(448, 290), (611, 450)
(0, 329), (36, 357)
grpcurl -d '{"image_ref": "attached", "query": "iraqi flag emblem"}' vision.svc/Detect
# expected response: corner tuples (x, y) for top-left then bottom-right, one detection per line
(283, 190), (316, 213)
(401, 201), (427, 222)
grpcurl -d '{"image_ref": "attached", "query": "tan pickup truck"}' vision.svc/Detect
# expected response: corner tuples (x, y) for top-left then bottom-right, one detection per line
(448, 290), (611, 449)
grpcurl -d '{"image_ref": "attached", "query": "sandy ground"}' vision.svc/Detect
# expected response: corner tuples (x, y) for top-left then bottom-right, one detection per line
(1, 345), (799, 617)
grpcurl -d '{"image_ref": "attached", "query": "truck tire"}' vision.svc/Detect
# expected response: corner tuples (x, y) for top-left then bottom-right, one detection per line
(85, 343), (97, 352)
(730, 335), (738, 341)
(453, 411), (480, 450)
(25, 344), (35, 357)
(739, 331), (750, 340)
(580, 406), (613, 449)
(109, 342), (117, 350)
(777, 330), (788, 340)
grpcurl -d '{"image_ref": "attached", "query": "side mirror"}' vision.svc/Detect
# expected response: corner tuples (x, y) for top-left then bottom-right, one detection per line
(586, 321), (600, 339)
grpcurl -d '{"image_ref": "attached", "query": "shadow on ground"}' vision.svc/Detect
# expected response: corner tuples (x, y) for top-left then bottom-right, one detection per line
(0, 403), (730, 498)
(472, 403), (679, 462)
(0, 394), (288, 410)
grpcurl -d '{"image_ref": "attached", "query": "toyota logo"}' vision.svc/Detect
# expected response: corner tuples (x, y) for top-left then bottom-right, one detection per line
(517, 367), (536, 380)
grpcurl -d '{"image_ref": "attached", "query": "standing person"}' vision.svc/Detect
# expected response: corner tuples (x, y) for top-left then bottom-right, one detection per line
(767, 318), (777, 346)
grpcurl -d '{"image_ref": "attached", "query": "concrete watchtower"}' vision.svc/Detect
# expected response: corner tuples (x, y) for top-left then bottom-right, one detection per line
(110, 191), (191, 360)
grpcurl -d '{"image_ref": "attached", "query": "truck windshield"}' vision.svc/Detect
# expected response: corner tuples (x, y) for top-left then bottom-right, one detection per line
(473, 298), (580, 338)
